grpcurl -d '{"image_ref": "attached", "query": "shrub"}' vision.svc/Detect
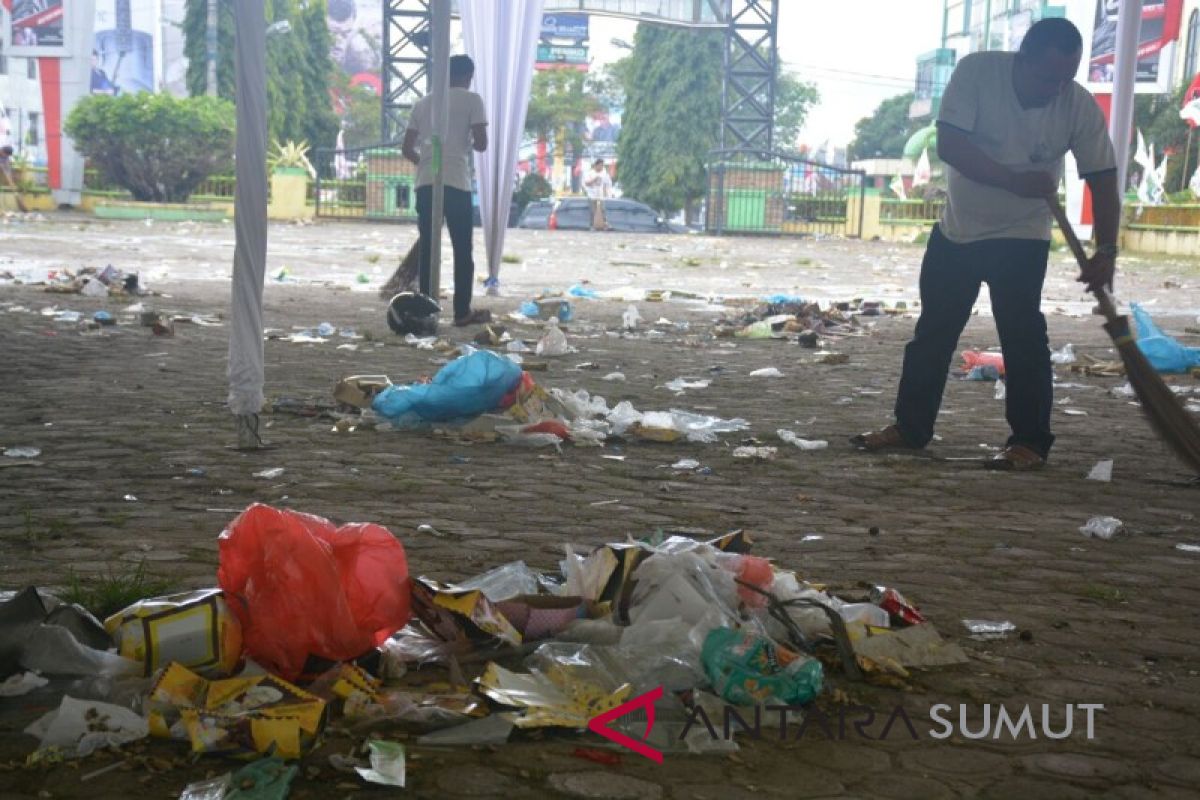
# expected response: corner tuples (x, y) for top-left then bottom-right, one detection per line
(65, 93), (235, 202)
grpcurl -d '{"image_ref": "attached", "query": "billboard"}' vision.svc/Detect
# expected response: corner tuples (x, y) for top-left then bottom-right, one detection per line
(1087, 0), (1183, 91)
(541, 13), (588, 41)
(9, 0), (67, 56)
(92, 0), (158, 95)
(328, 0), (384, 95)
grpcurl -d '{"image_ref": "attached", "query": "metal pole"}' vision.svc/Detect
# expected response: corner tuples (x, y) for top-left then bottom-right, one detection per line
(428, 0), (451, 309)
(1182, 127), (1194, 193)
(1110, 0), (1143, 196)
(206, 0), (218, 96)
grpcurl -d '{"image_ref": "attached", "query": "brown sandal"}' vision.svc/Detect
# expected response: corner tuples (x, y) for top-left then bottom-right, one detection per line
(849, 424), (916, 452)
(984, 444), (1046, 471)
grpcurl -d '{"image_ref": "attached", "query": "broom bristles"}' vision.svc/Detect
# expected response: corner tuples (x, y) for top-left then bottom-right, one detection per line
(1107, 316), (1200, 475)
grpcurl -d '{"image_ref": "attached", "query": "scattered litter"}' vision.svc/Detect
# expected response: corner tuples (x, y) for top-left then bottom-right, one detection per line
(749, 367), (784, 378)
(1062, 408), (1088, 416)
(777, 429), (828, 450)
(733, 446), (777, 460)
(962, 620), (1016, 640)
(105, 589), (242, 677)
(4, 446), (41, 458)
(1050, 344), (1076, 364)
(671, 458), (701, 470)
(1079, 516), (1124, 540)
(962, 350), (1005, 375)
(1086, 459), (1113, 482)
(0, 671), (49, 696)
(664, 377), (710, 394)
(26, 696), (149, 759)
(1176, 543), (1200, 553)
(418, 524), (447, 538)
(622, 304), (642, 330)
(355, 740), (406, 787)
(994, 380), (1006, 401)
(253, 467), (285, 479)
(80, 278), (108, 297)
(1132, 303), (1200, 373)
(536, 319), (570, 357)
(601, 372), (626, 382)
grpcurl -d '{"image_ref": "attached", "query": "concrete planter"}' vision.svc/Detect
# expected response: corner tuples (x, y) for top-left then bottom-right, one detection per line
(270, 168), (312, 220)
(93, 200), (228, 222)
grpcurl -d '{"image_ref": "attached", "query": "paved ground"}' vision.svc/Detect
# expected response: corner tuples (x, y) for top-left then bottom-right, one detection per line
(2, 212), (1199, 798)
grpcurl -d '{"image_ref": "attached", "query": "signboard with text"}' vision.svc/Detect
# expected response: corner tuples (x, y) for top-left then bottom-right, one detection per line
(1087, 0), (1183, 93)
(541, 13), (588, 41)
(537, 43), (588, 65)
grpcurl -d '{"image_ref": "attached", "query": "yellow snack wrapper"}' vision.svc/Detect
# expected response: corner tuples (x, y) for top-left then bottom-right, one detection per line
(104, 589), (242, 677)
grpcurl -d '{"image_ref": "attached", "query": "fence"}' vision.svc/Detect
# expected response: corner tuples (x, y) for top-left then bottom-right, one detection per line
(705, 149), (867, 238)
(312, 142), (415, 222)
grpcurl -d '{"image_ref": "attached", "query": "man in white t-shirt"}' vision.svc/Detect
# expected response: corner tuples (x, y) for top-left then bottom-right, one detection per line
(583, 159), (613, 230)
(853, 18), (1119, 471)
(402, 54), (490, 326)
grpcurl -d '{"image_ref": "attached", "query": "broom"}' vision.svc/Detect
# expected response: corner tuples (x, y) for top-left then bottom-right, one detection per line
(1048, 197), (1200, 476)
(379, 240), (420, 299)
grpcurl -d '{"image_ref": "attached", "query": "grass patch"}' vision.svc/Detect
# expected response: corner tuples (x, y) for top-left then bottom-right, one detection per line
(61, 559), (178, 619)
(1077, 584), (1127, 604)
(795, 257), (813, 266)
(501, 254), (521, 264)
(366, 253), (381, 264)
(679, 257), (703, 267)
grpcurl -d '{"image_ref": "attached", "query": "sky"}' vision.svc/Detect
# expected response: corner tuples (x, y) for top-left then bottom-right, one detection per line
(587, 0), (947, 149)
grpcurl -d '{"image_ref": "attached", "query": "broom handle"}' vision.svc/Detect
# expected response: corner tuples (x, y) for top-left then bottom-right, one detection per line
(1046, 197), (1120, 325)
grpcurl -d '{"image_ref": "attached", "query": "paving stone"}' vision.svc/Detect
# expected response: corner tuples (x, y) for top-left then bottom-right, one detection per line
(547, 771), (664, 800)
(1019, 752), (1136, 785)
(435, 766), (518, 797)
(850, 773), (955, 800)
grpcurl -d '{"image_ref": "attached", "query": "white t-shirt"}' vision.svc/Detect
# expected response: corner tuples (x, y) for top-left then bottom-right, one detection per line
(406, 88), (487, 192)
(937, 51), (1115, 243)
(583, 168), (612, 199)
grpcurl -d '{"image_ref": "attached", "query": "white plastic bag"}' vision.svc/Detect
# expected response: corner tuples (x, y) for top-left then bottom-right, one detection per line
(622, 304), (642, 330)
(535, 320), (570, 356)
(25, 696), (149, 758)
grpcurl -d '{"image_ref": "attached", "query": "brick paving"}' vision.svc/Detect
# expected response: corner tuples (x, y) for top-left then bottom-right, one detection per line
(1, 213), (1199, 798)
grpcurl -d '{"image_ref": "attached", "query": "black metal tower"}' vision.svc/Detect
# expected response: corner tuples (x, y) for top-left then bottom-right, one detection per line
(382, 0), (432, 141)
(721, 0), (779, 151)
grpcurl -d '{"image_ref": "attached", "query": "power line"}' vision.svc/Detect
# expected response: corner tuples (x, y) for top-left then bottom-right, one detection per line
(784, 62), (915, 85)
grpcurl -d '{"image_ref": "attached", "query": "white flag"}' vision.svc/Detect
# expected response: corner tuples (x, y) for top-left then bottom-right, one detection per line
(912, 147), (932, 187)
(1181, 99), (1200, 127)
(889, 174), (907, 200)
(1188, 162), (1200, 198)
(1133, 129), (1152, 171)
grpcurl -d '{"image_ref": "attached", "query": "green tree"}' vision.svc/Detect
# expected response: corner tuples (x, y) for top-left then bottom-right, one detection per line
(524, 69), (601, 152)
(614, 27), (816, 221)
(183, 0), (338, 150)
(1134, 86), (1195, 196)
(616, 26), (723, 221)
(334, 81), (382, 151)
(66, 94), (235, 202)
(774, 73), (820, 152)
(847, 92), (924, 161)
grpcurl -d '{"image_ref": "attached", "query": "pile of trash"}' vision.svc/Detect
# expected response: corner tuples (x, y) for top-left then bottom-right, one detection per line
(2, 502), (968, 791)
(713, 295), (893, 344)
(333, 349), (750, 446)
(0, 264), (146, 297)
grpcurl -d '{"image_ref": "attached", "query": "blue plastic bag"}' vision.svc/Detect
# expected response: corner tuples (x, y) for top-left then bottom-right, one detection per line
(1131, 303), (1200, 374)
(519, 300), (539, 317)
(568, 284), (599, 299)
(763, 293), (806, 305)
(372, 350), (523, 425)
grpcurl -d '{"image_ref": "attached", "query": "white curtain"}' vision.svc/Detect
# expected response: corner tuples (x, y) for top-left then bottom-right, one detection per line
(227, 0), (269, 416)
(1110, 0), (1142, 194)
(461, 0), (545, 284)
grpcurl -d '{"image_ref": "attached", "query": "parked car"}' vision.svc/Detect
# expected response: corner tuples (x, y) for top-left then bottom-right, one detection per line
(516, 199), (554, 229)
(540, 198), (684, 233)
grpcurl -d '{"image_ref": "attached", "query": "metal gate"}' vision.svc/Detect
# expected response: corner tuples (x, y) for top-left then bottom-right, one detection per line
(705, 149), (867, 238)
(312, 142), (418, 222)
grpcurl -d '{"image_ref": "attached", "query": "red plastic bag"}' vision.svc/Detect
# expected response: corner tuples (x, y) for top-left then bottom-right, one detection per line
(961, 350), (1005, 375)
(217, 504), (411, 680)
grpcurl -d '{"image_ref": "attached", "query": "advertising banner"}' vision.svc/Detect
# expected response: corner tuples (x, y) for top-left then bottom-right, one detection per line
(9, 0), (67, 56)
(1087, 0), (1183, 92)
(92, 0), (158, 95)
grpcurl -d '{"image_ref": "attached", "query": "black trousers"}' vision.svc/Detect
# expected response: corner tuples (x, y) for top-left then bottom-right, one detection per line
(416, 185), (474, 319)
(894, 225), (1055, 458)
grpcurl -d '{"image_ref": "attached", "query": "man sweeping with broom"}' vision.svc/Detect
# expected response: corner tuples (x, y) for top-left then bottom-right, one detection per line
(852, 18), (1119, 471)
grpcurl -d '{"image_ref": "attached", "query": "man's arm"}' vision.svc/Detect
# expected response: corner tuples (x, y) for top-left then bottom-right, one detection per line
(471, 124), (488, 153)
(937, 122), (1057, 198)
(1080, 168), (1120, 292)
(401, 127), (420, 166)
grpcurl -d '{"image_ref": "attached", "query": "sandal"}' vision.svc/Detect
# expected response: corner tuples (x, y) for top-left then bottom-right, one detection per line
(984, 444), (1046, 471)
(453, 309), (493, 327)
(849, 424), (916, 452)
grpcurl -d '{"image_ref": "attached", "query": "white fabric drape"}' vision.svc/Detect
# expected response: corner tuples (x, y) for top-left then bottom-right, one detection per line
(1110, 0), (1143, 195)
(227, 0), (269, 416)
(462, 0), (545, 283)
(427, 0), (452, 298)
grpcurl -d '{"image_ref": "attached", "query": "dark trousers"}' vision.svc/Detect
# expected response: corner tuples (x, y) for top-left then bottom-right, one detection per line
(894, 225), (1055, 457)
(416, 185), (474, 319)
